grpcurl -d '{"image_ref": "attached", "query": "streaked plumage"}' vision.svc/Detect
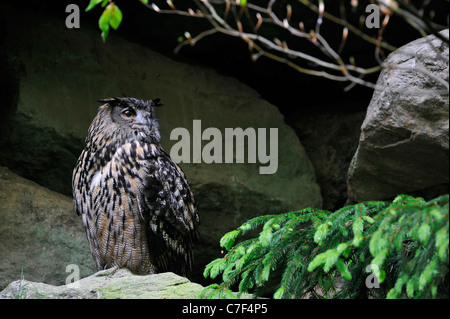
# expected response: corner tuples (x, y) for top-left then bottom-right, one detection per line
(72, 97), (199, 277)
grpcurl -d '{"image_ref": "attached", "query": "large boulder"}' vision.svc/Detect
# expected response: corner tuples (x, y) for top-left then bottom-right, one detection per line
(0, 4), (322, 284)
(0, 268), (208, 299)
(347, 30), (449, 203)
(0, 167), (96, 290)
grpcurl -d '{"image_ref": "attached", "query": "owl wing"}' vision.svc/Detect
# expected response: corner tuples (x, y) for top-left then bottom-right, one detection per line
(136, 142), (199, 277)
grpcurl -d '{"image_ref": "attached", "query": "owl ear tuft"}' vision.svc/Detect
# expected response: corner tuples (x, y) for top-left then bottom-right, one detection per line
(150, 98), (163, 107)
(97, 97), (121, 106)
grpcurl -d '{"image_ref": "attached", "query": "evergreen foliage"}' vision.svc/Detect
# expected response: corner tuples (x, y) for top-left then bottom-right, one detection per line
(200, 194), (449, 299)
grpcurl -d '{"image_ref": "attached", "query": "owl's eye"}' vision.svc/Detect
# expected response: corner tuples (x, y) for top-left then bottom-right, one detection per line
(121, 108), (136, 118)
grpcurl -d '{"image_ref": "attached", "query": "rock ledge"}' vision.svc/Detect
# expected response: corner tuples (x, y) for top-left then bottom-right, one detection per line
(0, 269), (207, 299)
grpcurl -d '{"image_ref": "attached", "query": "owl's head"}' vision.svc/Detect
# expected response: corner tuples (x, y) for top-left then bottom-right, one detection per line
(95, 97), (163, 145)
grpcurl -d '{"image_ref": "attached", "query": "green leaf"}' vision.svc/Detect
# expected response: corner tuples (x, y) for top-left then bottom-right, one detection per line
(406, 278), (415, 298)
(240, 0), (247, 6)
(101, 29), (110, 43)
(358, 252), (365, 262)
(338, 224), (348, 237)
(220, 287), (238, 299)
(246, 242), (260, 254)
(99, 6), (112, 32)
(261, 263), (271, 283)
(378, 269), (386, 284)
(352, 235), (364, 247)
(352, 217), (364, 237)
(239, 269), (252, 292)
(235, 251), (253, 272)
(262, 218), (275, 230)
(199, 284), (220, 299)
(362, 215), (375, 224)
(355, 203), (368, 216)
(435, 228), (449, 261)
(274, 287), (284, 299)
(323, 250), (339, 273)
(86, 0), (103, 12)
(394, 231), (404, 252)
(314, 222), (331, 245)
(203, 258), (226, 279)
(388, 275), (405, 299)
(370, 249), (388, 271)
(259, 228), (273, 247)
(238, 220), (255, 233)
(336, 258), (352, 281)
(336, 243), (349, 254)
(431, 285), (437, 298)
(418, 223), (431, 246)
(409, 224), (420, 242)
(429, 208), (443, 221)
(392, 194), (406, 204)
(386, 288), (398, 299)
(109, 4), (123, 30)
(307, 252), (328, 272)
(342, 245), (352, 258)
(369, 230), (388, 256)
(220, 230), (240, 250)
(419, 260), (437, 290)
(222, 263), (235, 282)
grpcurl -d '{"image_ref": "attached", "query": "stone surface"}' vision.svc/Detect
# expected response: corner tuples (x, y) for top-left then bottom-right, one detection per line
(0, 4), (322, 284)
(0, 268), (207, 299)
(289, 109), (366, 210)
(0, 167), (96, 290)
(347, 30), (449, 203)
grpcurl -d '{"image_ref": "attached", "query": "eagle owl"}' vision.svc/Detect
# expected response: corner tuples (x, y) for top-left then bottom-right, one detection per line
(72, 97), (199, 277)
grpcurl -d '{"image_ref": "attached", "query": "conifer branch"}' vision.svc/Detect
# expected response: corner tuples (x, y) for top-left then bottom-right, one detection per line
(200, 194), (449, 299)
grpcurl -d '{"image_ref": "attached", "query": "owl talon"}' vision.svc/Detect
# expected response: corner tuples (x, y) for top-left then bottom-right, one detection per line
(94, 266), (120, 279)
(105, 266), (119, 278)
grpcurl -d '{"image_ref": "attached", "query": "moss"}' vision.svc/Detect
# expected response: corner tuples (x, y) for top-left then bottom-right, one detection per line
(97, 280), (203, 299)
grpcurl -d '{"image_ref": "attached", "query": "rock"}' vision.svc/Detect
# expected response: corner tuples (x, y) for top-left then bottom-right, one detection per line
(0, 167), (96, 290)
(0, 4), (322, 284)
(347, 30), (449, 203)
(0, 268), (207, 299)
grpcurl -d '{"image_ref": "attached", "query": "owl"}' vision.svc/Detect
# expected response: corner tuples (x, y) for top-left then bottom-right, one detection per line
(72, 97), (199, 277)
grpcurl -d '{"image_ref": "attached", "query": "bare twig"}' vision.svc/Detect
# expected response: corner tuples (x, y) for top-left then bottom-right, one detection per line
(144, 0), (449, 90)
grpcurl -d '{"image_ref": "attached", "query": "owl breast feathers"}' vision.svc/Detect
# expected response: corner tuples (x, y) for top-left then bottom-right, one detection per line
(72, 97), (199, 277)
